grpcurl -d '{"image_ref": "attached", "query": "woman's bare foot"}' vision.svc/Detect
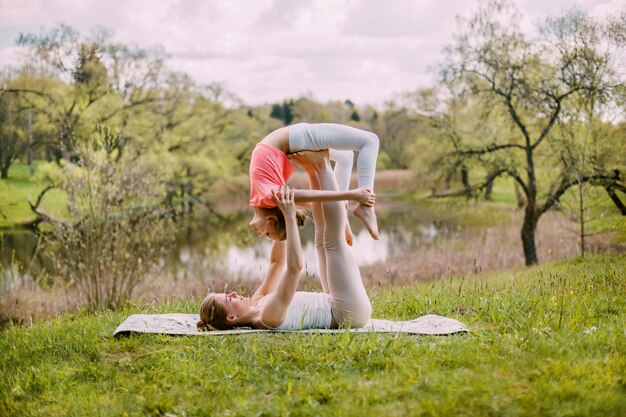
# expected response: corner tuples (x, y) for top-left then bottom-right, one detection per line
(354, 204), (379, 240)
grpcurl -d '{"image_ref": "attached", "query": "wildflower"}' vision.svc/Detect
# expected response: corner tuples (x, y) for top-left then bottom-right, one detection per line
(584, 326), (597, 335)
(550, 295), (557, 302)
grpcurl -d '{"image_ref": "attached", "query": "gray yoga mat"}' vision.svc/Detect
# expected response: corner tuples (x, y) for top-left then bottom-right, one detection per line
(113, 313), (468, 337)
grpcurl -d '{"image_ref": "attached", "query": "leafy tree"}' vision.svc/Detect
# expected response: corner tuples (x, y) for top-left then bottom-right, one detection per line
(16, 24), (165, 163)
(369, 100), (428, 169)
(269, 100), (294, 125)
(0, 82), (29, 178)
(0, 69), (52, 178)
(441, 1), (625, 265)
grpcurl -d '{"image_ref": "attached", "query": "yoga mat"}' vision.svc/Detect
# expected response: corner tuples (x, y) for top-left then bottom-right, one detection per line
(114, 313), (468, 337)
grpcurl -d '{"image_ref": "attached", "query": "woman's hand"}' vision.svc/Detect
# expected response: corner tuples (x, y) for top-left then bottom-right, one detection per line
(352, 188), (376, 207)
(272, 185), (297, 218)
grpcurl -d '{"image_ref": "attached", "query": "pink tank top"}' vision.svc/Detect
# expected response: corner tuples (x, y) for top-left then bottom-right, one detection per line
(249, 143), (295, 208)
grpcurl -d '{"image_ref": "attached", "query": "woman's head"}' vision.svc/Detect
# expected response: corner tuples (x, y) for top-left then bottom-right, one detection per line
(197, 291), (252, 331)
(249, 207), (308, 241)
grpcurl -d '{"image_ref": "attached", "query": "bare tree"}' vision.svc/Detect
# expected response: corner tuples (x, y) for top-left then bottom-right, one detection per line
(441, 1), (625, 265)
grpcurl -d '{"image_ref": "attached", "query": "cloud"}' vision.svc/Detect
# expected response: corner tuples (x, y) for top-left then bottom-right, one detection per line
(0, 0), (620, 106)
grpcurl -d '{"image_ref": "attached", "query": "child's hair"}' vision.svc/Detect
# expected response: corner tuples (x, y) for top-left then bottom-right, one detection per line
(269, 207), (309, 241)
(197, 293), (233, 331)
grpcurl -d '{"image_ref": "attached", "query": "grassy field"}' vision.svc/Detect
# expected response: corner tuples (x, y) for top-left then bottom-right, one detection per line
(1, 254), (624, 417)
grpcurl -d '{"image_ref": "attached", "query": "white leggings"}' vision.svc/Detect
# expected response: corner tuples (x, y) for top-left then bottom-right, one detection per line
(307, 164), (372, 327)
(289, 123), (379, 191)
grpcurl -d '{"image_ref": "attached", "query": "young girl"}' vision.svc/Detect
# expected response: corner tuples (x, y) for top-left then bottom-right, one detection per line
(248, 123), (380, 242)
(198, 150), (372, 331)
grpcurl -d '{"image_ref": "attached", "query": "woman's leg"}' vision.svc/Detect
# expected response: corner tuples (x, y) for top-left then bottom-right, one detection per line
(295, 151), (372, 327)
(329, 149), (353, 191)
(304, 163), (330, 294)
(290, 150), (352, 291)
(329, 149), (354, 246)
(289, 123), (379, 239)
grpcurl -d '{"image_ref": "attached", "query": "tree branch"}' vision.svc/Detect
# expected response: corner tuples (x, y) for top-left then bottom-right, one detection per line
(503, 169), (530, 198)
(605, 184), (626, 215)
(431, 169), (507, 199)
(531, 88), (579, 151)
(452, 142), (526, 157)
(27, 185), (71, 227)
(539, 172), (621, 215)
(504, 95), (532, 147)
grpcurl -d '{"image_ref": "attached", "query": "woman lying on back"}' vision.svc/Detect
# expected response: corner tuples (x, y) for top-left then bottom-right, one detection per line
(198, 151), (372, 331)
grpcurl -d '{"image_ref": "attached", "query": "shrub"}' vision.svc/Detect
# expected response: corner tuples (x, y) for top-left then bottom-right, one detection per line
(46, 136), (174, 310)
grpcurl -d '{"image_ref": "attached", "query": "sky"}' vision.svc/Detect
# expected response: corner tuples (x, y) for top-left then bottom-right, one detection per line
(0, 0), (623, 106)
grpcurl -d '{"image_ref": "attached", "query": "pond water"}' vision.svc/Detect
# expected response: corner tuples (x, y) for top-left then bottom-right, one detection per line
(1, 195), (464, 282)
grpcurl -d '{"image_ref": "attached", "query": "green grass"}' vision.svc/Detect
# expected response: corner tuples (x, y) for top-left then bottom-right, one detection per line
(1, 255), (625, 416)
(0, 163), (67, 227)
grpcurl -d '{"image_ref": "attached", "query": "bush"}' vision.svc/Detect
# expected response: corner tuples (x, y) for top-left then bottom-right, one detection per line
(46, 137), (174, 310)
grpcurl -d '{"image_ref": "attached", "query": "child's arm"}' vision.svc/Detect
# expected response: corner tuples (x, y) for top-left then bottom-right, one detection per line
(293, 187), (375, 206)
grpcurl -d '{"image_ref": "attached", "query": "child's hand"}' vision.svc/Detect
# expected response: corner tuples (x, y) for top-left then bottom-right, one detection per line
(272, 185), (297, 218)
(353, 188), (376, 207)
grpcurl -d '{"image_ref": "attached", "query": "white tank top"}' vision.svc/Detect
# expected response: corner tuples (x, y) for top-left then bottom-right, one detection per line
(275, 292), (333, 330)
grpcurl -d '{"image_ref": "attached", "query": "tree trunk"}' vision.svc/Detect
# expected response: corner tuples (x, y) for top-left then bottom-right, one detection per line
(521, 208), (539, 266)
(514, 182), (525, 208)
(578, 182), (585, 257)
(0, 166), (8, 179)
(461, 166), (470, 196)
(485, 177), (494, 200)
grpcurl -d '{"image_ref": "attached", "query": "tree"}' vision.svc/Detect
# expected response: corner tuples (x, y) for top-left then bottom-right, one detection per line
(0, 83), (28, 178)
(15, 25), (165, 163)
(269, 100), (294, 125)
(555, 90), (626, 256)
(0, 69), (51, 178)
(370, 99), (429, 169)
(441, 1), (625, 265)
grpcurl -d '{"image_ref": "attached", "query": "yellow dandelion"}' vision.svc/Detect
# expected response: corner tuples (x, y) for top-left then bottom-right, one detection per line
(550, 295), (557, 302)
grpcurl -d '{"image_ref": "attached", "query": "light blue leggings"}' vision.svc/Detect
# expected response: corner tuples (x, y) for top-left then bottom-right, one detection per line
(288, 123), (379, 192)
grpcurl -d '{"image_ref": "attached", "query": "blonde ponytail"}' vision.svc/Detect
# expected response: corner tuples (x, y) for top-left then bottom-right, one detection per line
(295, 209), (309, 228)
(197, 319), (210, 332)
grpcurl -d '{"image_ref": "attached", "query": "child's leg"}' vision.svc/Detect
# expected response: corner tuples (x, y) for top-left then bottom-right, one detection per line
(289, 123), (380, 239)
(289, 123), (378, 190)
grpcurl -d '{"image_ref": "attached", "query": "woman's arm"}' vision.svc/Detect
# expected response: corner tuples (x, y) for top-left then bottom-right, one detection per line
(251, 240), (285, 304)
(260, 186), (304, 327)
(294, 187), (375, 206)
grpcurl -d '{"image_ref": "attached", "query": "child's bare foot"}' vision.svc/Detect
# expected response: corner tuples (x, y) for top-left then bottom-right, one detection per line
(354, 204), (379, 240)
(287, 150), (330, 171)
